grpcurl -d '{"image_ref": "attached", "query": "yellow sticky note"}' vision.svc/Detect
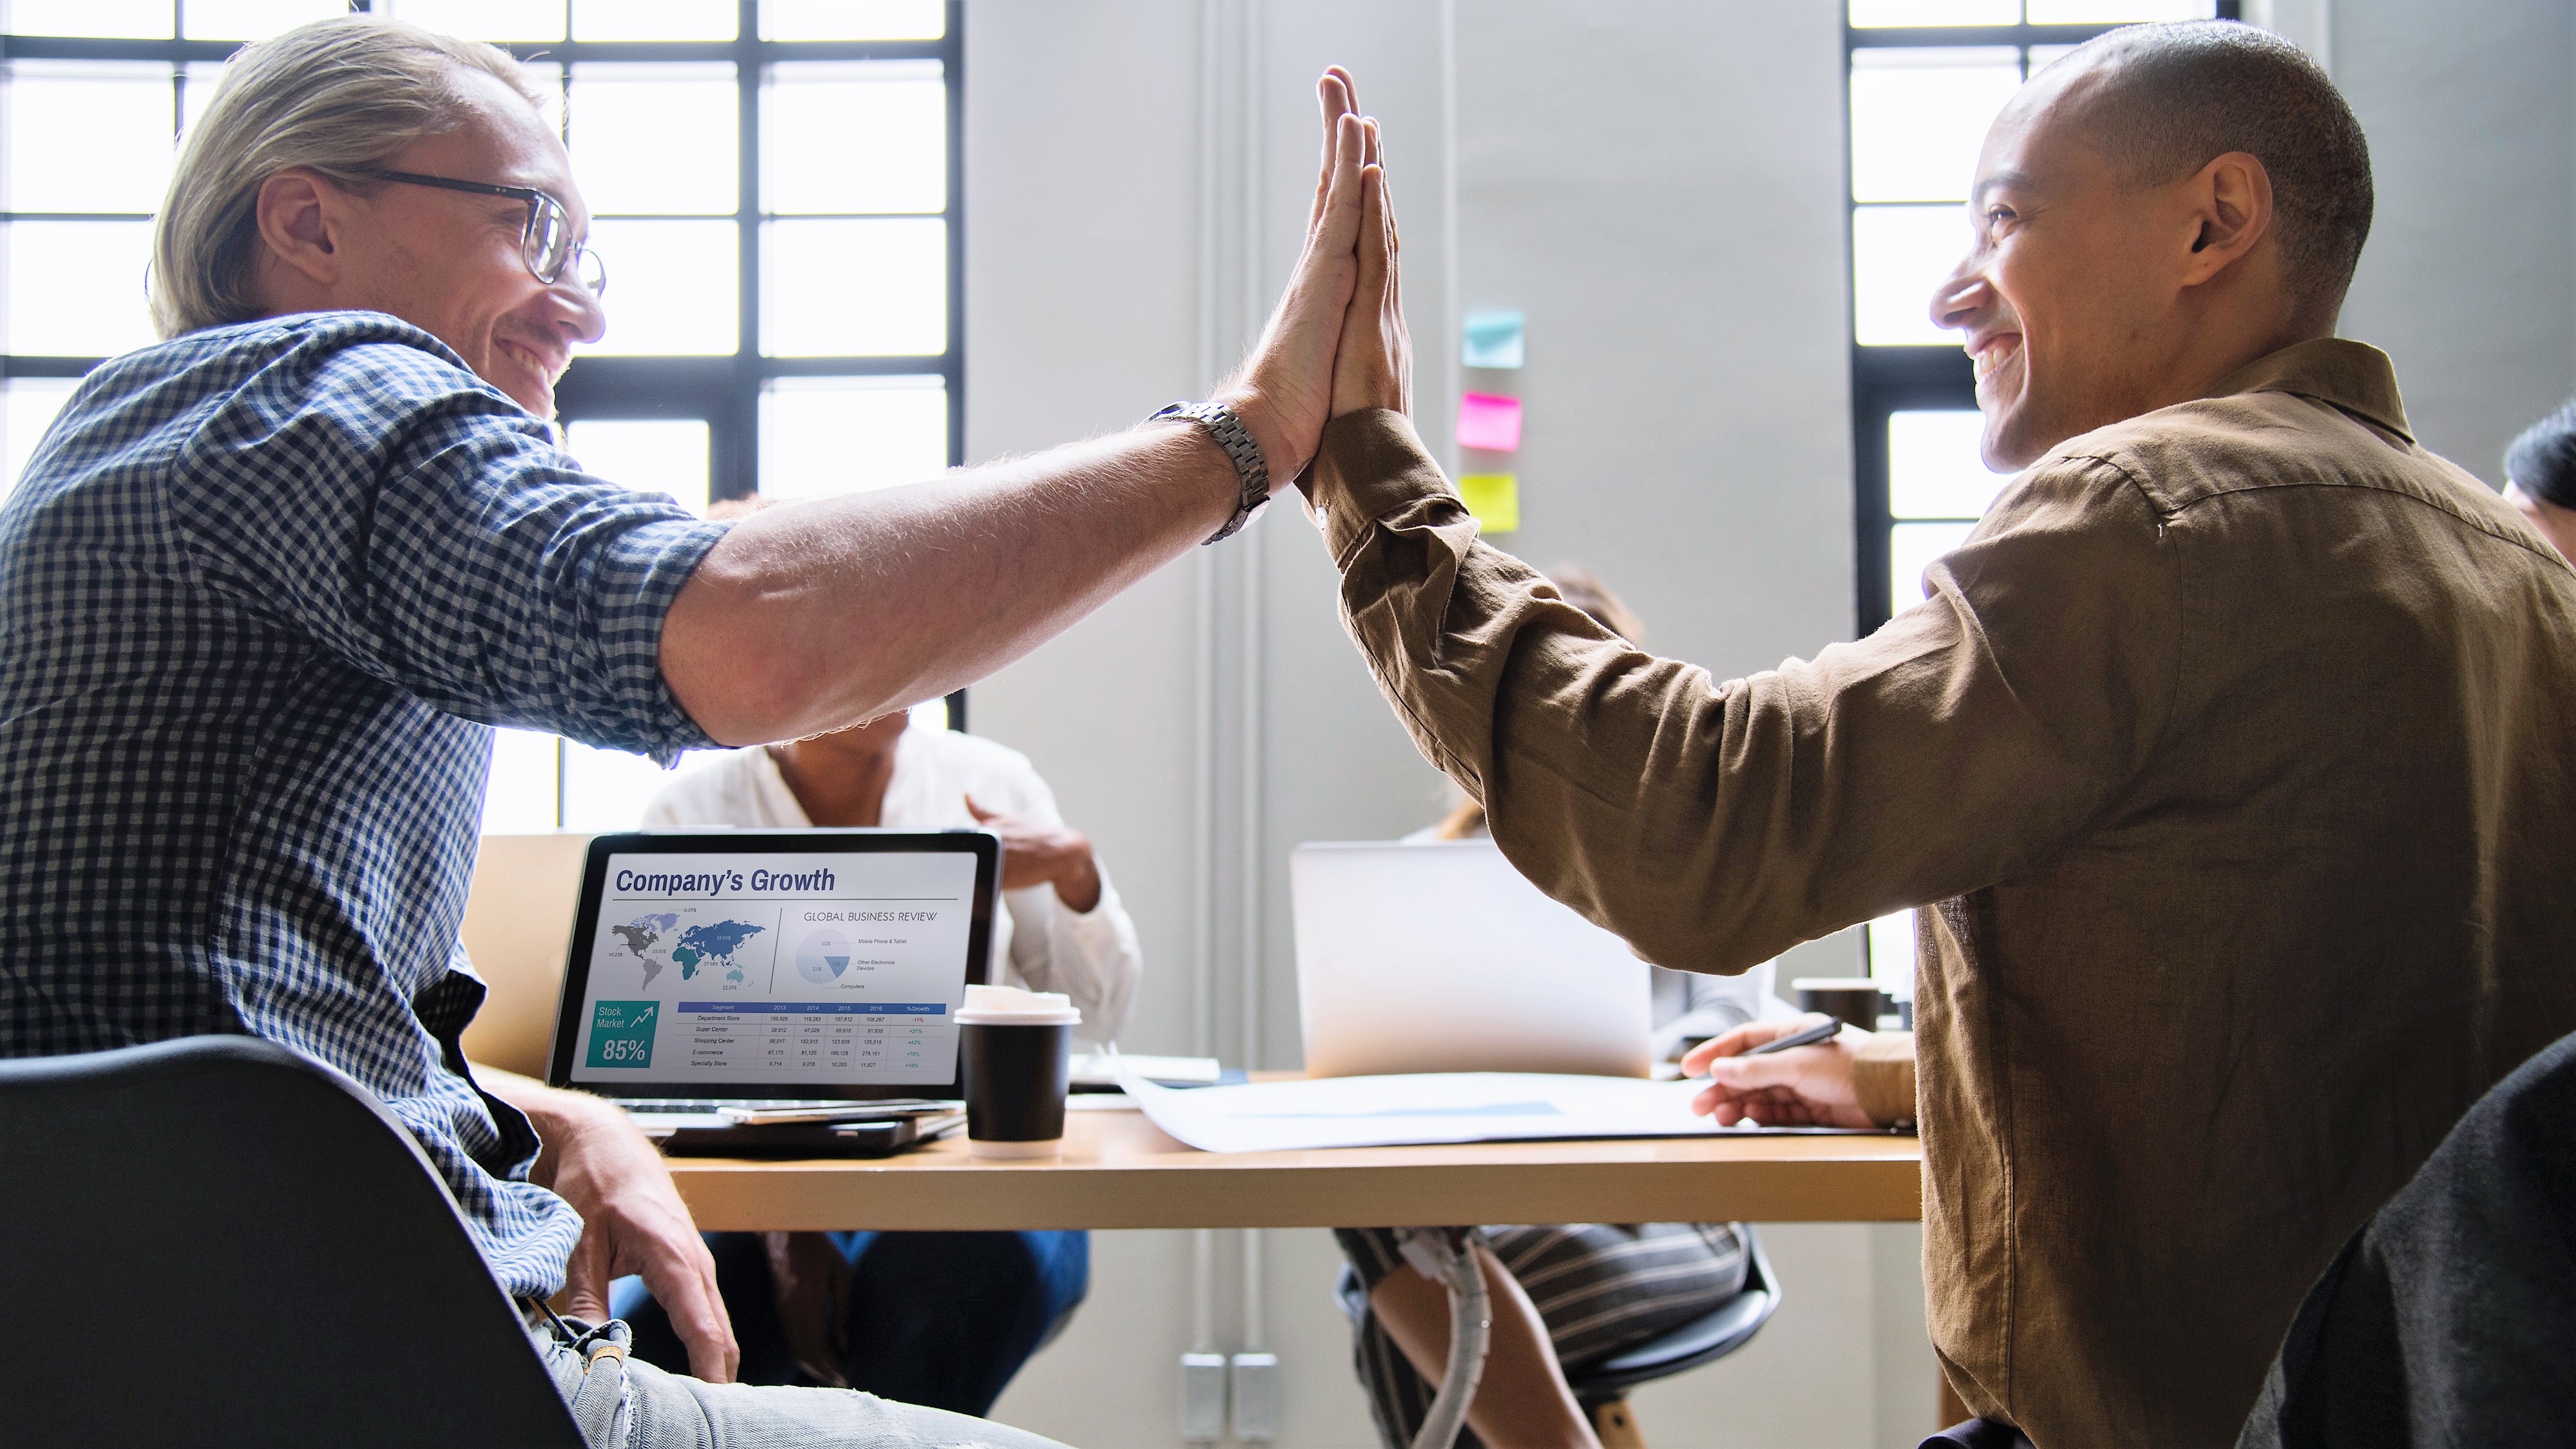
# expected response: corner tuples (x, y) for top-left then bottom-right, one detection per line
(1458, 474), (1519, 533)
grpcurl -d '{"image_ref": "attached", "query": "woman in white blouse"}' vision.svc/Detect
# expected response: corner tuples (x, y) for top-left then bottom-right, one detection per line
(620, 709), (1140, 1412)
(642, 711), (1141, 1042)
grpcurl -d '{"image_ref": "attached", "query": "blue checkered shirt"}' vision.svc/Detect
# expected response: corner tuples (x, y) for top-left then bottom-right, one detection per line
(0, 312), (726, 1298)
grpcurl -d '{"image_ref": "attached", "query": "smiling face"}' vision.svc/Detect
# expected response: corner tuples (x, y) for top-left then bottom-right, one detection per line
(254, 66), (604, 417)
(1930, 60), (2298, 472)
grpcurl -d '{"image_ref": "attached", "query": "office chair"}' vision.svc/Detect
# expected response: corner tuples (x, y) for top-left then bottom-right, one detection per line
(0, 1035), (586, 1448)
(1335, 1225), (1781, 1449)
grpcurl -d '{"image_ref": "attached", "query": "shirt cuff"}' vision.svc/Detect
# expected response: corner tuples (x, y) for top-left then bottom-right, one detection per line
(1300, 409), (1461, 566)
(1851, 1031), (1918, 1128)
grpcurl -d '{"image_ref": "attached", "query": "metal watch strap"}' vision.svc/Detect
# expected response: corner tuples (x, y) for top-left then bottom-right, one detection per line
(1150, 401), (1270, 544)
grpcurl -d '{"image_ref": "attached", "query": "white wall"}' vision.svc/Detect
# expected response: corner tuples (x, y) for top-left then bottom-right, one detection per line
(955, 2), (2576, 1446)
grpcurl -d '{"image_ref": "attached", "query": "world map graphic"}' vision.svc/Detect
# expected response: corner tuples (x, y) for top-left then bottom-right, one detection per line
(608, 912), (769, 986)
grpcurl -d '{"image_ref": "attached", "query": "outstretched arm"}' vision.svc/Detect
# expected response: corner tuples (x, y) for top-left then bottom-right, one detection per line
(1299, 87), (2182, 980)
(664, 70), (1375, 746)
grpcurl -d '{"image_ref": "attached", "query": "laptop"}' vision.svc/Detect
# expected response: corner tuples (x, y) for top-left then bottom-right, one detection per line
(546, 829), (1000, 1137)
(1291, 839), (1652, 1079)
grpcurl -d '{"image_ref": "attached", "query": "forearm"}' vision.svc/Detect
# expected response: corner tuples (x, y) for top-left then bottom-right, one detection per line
(1850, 1032), (1918, 1128)
(663, 423), (1239, 745)
(476, 1064), (622, 1183)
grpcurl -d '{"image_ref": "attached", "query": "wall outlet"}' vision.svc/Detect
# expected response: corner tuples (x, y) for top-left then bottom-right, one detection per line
(1180, 1352), (1229, 1443)
(1230, 1352), (1281, 1443)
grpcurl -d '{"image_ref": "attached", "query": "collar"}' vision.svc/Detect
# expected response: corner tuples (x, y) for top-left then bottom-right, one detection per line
(2205, 337), (2414, 443)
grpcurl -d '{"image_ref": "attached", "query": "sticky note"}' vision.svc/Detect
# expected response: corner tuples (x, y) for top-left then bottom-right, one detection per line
(1457, 474), (1519, 533)
(1462, 309), (1525, 369)
(1457, 392), (1523, 452)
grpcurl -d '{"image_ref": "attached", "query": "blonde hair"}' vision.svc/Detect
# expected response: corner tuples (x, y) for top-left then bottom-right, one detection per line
(149, 15), (544, 338)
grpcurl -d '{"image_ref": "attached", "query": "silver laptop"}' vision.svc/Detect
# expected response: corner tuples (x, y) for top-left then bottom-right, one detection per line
(546, 829), (999, 1132)
(1292, 840), (1652, 1079)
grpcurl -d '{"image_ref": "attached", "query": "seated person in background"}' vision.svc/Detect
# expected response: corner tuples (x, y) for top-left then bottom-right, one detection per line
(1308, 24), (2576, 1449)
(1339, 566), (1767, 1449)
(622, 620), (1142, 1413)
(2503, 399), (2576, 560)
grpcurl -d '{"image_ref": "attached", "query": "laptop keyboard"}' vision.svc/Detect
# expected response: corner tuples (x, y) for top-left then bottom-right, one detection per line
(613, 1098), (853, 1114)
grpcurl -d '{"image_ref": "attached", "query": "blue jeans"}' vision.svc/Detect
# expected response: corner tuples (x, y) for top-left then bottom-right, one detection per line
(618, 1230), (1089, 1416)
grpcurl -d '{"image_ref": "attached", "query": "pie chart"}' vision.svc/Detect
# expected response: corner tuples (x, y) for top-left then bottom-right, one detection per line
(795, 928), (853, 984)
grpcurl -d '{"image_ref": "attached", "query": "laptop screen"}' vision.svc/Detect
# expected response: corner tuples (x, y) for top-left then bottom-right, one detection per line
(551, 834), (996, 1097)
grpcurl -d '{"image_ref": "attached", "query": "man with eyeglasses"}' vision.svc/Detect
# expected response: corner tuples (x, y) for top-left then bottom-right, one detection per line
(0, 16), (1375, 1447)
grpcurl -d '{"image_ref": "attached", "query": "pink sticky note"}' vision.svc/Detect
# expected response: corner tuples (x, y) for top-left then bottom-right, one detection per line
(1456, 392), (1523, 452)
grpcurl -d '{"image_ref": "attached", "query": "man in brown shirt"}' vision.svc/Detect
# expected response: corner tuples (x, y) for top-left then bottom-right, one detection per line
(1299, 24), (2576, 1449)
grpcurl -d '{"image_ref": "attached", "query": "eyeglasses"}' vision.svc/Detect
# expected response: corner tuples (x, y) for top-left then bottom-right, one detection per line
(371, 170), (607, 296)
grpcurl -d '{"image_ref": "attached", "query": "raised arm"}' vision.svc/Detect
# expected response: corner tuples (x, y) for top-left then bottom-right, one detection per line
(664, 70), (1375, 746)
(1300, 109), (2183, 977)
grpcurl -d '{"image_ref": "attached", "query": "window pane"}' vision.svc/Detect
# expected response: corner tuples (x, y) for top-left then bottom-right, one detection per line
(563, 418), (711, 515)
(580, 218), (738, 356)
(386, 0), (566, 40)
(182, 0), (346, 39)
(763, 0), (943, 41)
(562, 740), (676, 833)
(3, 1), (169, 37)
(2025, 0), (2212, 20)
(572, 0), (736, 41)
(6, 62), (175, 214)
(763, 217), (945, 356)
(3, 378), (79, 497)
(568, 64), (738, 216)
(1850, 48), (2021, 204)
(4, 220), (158, 356)
(1853, 204), (1968, 347)
(759, 376), (946, 500)
(1889, 410), (2001, 519)
(1867, 911), (1917, 1000)
(1849, 0), (2018, 26)
(1891, 519), (1978, 609)
(482, 728), (561, 834)
(764, 62), (945, 215)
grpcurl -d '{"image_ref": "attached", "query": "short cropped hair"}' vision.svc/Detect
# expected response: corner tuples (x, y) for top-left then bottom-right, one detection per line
(149, 15), (544, 338)
(2505, 401), (2576, 511)
(2052, 21), (2373, 325)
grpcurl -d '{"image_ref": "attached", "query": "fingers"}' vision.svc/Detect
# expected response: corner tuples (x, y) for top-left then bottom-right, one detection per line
(1703, 1050), (1816, 1096)
(1312, 111), (1368, 263)
(560, 1238), (611, 1323)
(647, 1232), (742, 1383)
(964, 793), (995, 822)
(1681, 1019), (1793, 1077)
(1308, 70), (1357, 235)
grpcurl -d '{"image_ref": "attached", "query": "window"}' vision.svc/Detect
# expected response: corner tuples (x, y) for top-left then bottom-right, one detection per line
(1844, 1), (2233, 987)
(1, 1), (967, 836)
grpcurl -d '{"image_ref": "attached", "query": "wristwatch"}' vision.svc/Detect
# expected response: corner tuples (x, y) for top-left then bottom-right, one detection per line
(1149, 400), (1270, 544)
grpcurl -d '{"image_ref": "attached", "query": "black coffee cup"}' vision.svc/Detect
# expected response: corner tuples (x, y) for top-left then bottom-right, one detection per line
(955, 986), (1081, 1158)
(1791, 977), (1889, 1034)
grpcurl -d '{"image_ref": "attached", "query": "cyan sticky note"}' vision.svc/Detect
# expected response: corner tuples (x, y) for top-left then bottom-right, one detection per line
(1462, 309), (1525, 369)
(1458, 474), (1519, 532)
(1457, 392), (1523, 452)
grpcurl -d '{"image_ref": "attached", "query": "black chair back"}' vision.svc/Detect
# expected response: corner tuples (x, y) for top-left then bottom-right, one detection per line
(0, 1035), (585, 1448)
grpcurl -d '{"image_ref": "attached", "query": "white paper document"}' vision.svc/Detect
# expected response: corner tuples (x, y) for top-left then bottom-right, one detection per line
(1122, 1071), (1762, 1153)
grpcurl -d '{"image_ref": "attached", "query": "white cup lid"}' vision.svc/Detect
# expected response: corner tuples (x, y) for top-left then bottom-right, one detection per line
(955, 984), (1082, 1026)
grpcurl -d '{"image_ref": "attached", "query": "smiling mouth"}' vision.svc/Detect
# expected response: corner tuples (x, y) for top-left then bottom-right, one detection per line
(495, 337), (566, 385)
(1970, 334), (2021, 386)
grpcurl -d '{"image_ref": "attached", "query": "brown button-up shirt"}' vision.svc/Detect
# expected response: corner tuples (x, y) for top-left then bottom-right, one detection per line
(1300, 340), (2576, 1449)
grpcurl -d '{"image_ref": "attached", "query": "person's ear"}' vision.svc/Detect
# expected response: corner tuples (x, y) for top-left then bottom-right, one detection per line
(253, 168), (348, 292)
(2178, 150), (2273, 287)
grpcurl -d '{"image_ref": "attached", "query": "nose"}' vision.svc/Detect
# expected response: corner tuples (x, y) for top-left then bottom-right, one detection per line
(1928, 253), (1990, 336)
(552, 271), (607, 348)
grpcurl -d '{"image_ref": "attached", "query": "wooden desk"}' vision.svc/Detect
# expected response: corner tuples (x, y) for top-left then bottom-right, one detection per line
(667, 1105), (1922, 1232)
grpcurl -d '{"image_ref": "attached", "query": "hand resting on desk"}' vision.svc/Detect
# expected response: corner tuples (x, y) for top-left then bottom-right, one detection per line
(1683, 1019), (1876, 1129)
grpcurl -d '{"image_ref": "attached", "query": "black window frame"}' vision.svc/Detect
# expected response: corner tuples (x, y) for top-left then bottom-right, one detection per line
(1, 0), (969, 730)
(1846, 2), (2239, 637)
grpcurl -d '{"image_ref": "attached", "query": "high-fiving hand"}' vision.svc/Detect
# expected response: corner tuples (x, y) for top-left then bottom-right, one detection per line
(1219, 68), (1372, 485)
(1330, 94), (1412, 419)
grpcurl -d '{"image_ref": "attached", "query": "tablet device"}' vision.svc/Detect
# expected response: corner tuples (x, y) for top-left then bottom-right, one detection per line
(546, 830), (1000, 1104)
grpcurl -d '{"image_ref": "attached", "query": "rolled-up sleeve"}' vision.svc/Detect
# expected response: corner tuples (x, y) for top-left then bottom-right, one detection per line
(1298, 408), (2180, 975)
(170, 335), (726, 761)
